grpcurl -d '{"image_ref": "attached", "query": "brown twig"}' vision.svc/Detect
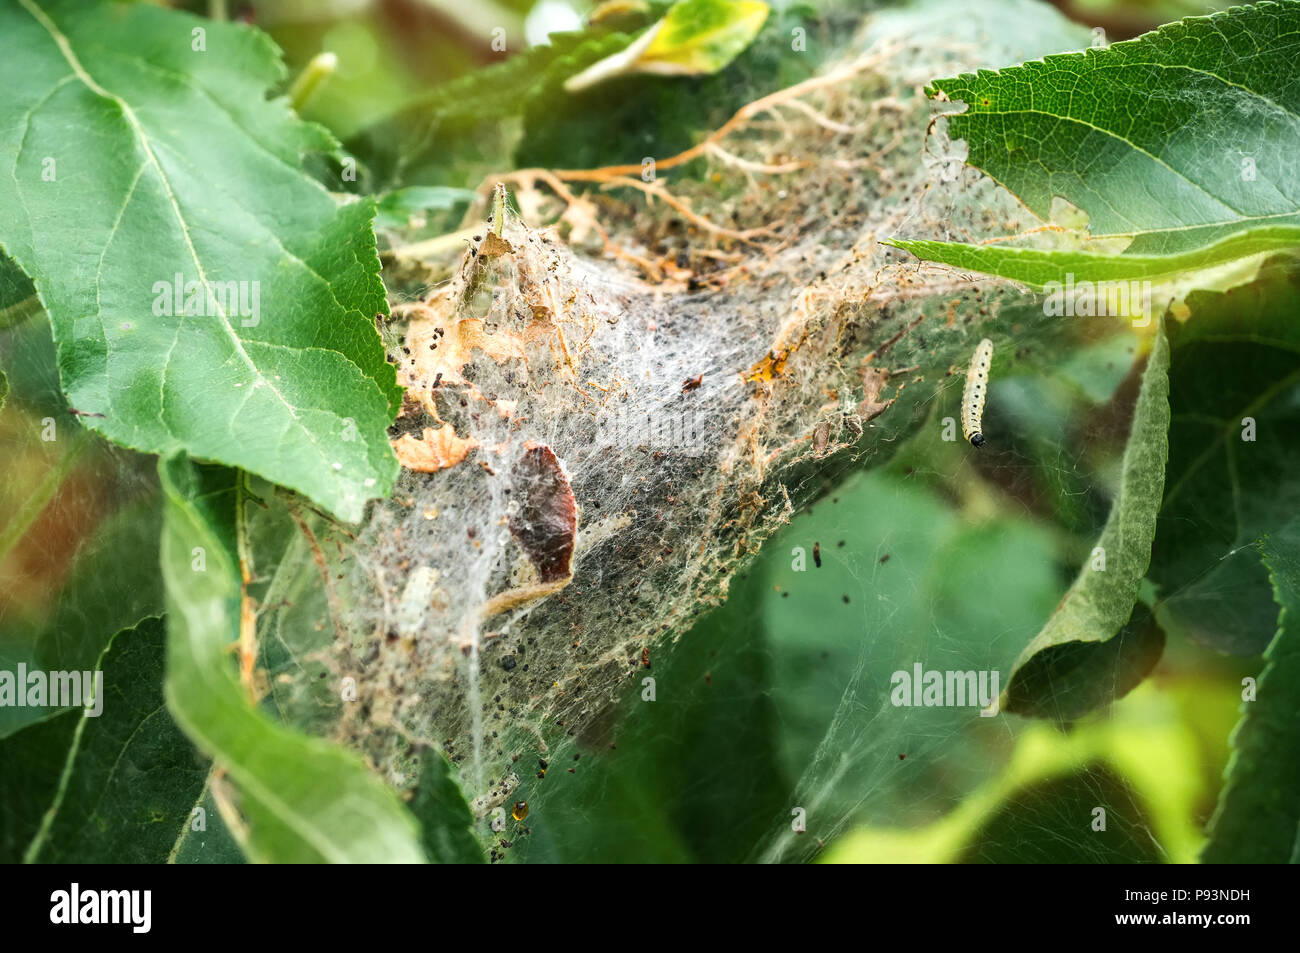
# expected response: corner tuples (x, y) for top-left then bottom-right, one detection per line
(467, 46), (903, 257)
(286, 501), (348, 645)
(234, 474), (259, 703)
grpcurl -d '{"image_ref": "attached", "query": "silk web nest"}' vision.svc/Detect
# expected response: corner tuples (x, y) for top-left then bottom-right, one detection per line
(254, 1), (1081, 841)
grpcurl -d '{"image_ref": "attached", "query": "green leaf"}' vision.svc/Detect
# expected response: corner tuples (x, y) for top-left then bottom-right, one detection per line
(565, 0), (770, 92)
(23, 618), (209, 862)
(158, 453), (424, 863)
(887, 1), (1300, 289)
(348, 28), (638, 189)
(0, 0), (401, 523)
(0, 306), (63, 419)
(2, 617), (215, 863)
(0, 368), (6, 414)
(410, 751), (484, 864)
(375, 187), (478, 231)
(1149, 256), (1300, 654)
(885, 231), (1300, 289)
(1003, 318), (1171, 719)
(0, 710), (77, 862)
(351, 2), (815, 184)
(1202, 517), (1300, 863)
(643, 0), (769, 68)
(417, 30), (641, 127)
(0, 252), (39, 330)
(168, 784), (245, 864)
(1003, 604), (1166, 722)
(522, 3), (815, 171)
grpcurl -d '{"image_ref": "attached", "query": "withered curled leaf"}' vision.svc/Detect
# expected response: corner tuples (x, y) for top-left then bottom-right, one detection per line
(509, 443), (578, 583)
(392, 425), (479, 473)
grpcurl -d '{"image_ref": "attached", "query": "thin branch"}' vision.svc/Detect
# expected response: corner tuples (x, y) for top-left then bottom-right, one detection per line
(234, 471), (259, 703)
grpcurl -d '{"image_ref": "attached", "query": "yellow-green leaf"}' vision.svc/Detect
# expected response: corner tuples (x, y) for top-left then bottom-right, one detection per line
(565, 0), (768, 92)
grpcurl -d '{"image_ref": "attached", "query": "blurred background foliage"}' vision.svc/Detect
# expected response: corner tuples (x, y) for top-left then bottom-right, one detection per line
(0, 0), (1265, 863)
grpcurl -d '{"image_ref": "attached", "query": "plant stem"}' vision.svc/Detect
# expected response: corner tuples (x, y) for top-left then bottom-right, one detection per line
(288, 52), (338, 113)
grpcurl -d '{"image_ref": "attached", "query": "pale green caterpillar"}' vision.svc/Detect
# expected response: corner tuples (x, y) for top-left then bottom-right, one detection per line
(961, 338), (993, 448)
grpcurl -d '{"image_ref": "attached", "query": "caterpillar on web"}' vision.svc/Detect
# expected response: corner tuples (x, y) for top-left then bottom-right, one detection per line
(961, 338), (994, 448)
